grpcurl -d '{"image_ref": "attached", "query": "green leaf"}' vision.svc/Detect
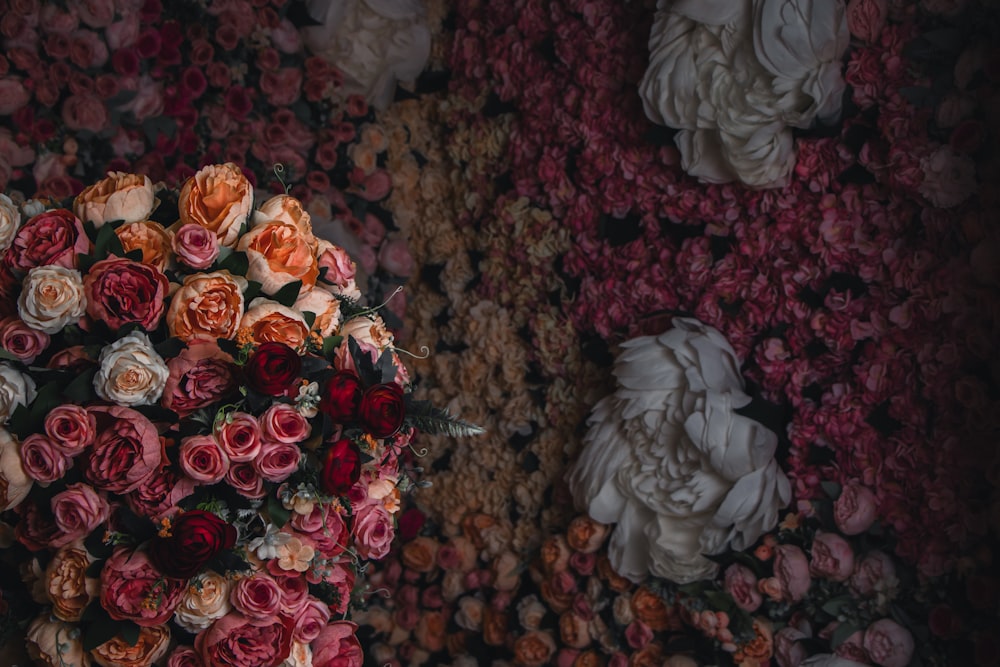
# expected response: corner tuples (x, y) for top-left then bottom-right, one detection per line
(154, 337), (185, 360)
(77, 253), (96, 273)
(243, 280), (263, 305)
(830, 621), (861, 649)
(219, 251), (249, 276)
(820, 595), (852, 616)
(821, 481), (842, 499)
(322, 335), (342, 361)
(93, 222), (125, 260)
(375, 348), (398, 385)
(81, 605), (120, 652)
(348, 336), (380, 387)
(266, 493), (291, 529)
(119, 621), (141, 647)
(272, 280), (302, 307)
(404, 399), (485, 438)
(64, 368), (98, 404)
(124, 248), (144, 262)
(302, 311), (316, 330)
(86, 559), (106, 578)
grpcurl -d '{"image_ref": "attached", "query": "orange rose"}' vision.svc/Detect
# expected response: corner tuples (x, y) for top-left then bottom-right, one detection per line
(237, 219), (319, 295)
(628, 643), (664, 667)
(574, 651), (605, 667)
(539, 573), (575, 613)
(239, 298), (310, 349)
(462, 513), (498, 549)
(401, 536), (439, 573)
(253, 194), (315, 241)
(630, 587), (678, 632)
(45, 544), (98, 622)
(481, 606), (508, 647)
(115, 220), (173, 271)
(596, 555), (633, 593)
(539, 535), (572, 575)
(90, 624), (170, 667)
(74, 171), (155, 228)
(513, 630), (557, 667)
(559, 611), (592, 649)
(566, 516), (610, 554)
(734, 618), (774, 666)
(414, 610), (446, 652)
(178, 162), (253, 248)
(166, 271), (247, 342)
(294, 289), (342, 337)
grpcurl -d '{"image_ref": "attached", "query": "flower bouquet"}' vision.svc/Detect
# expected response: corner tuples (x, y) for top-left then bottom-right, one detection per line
(0, 163), (480, 667)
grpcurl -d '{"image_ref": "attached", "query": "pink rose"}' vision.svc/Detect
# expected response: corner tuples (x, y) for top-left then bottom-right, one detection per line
(723, 563), (763, 612)
(224, 461), (265, 499)
(44, 404), (96, 456)
(100, 547), (186, 626)
(351, 502), (395, 560)
(215, 412), (262, 462)
(311, 621), (362, 667)
(377, 237), (414, 277)
(69, 0), (115, 27)
(625, 620), (653, 649)
(849, 550), (897, 598)
(834, 482), (878, 535)
(166, 646), (203, 667)
(70, 29), (109, 69)
(83, 405), (162, 493)
(293, 598), (331, 643)
(275, 575), (309, 616)
(315, 241), (357, 288)
(269, 18), (302, 54)
(49, 482), (110, 548)
(19, 433), (69, 484)
(230, 574), (282, 621)
(292, 504), (347, 557)
(46, 345), (95, 372)
(196, 611), (294, 667)
(4, 208), (89, 271)
(774, 626), (809, 667)
(121, 75), (163, 122)
(252, 440), (301, 483)
(125, 467), (196, 521)
(863, 619), (914, 667)
(62, 93), (109, 132)
(161, 338), (237, 417)
(260, 68), (302, 106)
(84, 257), (169, 331)
(173, 223), (220, 270)
(179, 435), (230, 485)
(105, 17), (140, 50)
(259, 403), (311, 444)
(774, 544), (812, 602)
(0, 78), (31, 115)
(846, 0), (887, 42)
(810, 532), (855, 582)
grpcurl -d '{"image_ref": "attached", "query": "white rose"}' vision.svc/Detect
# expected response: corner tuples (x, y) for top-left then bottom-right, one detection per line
(454, 596), (486, 631)
(173, 570), (232, 632)
(25, 615), (90, 667)
(94, 331), (168, 406)
(516, 595), (547, 630)
(253, 194), (314, 239)
(0, 427), (32, 510)
(73, 171), (155, 228)
(567, 318), (791, 584)
(17, 266), (88, 334)
(0, 193), (20, 252)
(0, 362), (37, 423)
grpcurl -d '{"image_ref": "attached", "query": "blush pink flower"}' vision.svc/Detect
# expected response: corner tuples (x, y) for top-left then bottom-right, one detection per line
(100, 547), (186, 626)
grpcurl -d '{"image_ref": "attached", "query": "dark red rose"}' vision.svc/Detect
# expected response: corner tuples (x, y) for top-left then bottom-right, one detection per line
(319, 438), (361, 497)
(358, 383), (405, 438)
(320, 371), (362, 423)
(398, 507), (426, 541)
(243, 342), (301, 396)
(147, 509), (236, 579)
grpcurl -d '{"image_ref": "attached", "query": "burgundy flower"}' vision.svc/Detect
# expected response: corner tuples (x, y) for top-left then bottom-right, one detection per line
(147, 510), (237, 580)
(243, 342), (301, 396)
(320, 371), (362, 423)
(357, 382), (405, 438)
(319, 438), (361, 497)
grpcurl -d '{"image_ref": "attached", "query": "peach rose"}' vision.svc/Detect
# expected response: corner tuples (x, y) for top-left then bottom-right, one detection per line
(630, 586), (677, 632)
(237, 219), (319, 295)
(178, 162), (253, 247)
(173, 570), (232, 633)
(492, 550), (522, 592)
(46, 543), (99, 622)
(17, 265), (87, 334)
(540, 534), (572, 574)
(0, 193), (20, 253)
(74, 171), (155, 228)
(253, 194), (314, 239)
(514, 630), (557, 667)
(560, 611), (592, 649)
(239, 297), (310, 349)
(91, 624), (171, 667)
(115, 220), (173, 271)
(166, 270), (247, 342)
(482, 605), (508, 647)
(0, 427), (32, 510)
(735, 618), (774, 664)
(25, 615), (89, 667)
(401, 536), (440, 573)
(566, 516), (610, 554)
(414, 610), (447, 652)
(293, 288), (342, 337)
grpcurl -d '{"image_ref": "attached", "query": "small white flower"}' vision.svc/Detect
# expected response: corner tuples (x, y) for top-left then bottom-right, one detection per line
(247, 522), (292, 560)
(295, 381), (321, 418)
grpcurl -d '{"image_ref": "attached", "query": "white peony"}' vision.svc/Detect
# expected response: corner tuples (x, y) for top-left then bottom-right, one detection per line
(640, 0), (849, 188)
(567, 318), (791, 584)
(94, 331), (169, 406)
(0, 362), (37, 423)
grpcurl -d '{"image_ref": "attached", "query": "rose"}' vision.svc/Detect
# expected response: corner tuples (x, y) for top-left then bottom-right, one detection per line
(230, 573), (282, 620)
(311, 621), (362, 667)
(166, 271), (247, 342)
(94, 331), (169, 406)
(178, 435), (231, 485)
(239, 298), (311, 349)
(358, 382), (406, 438)
(0, 362), (36, 422)
(513, 630), (558, 667)
(196, 611), (295, 667)
(62, 93), (109, 132)
(377, 237), (414, 277)
(863, 619), (914, 667)
(315, 240), (357, 288)
(320, 371), (362, 423)
(293, 288), (342, 337)
(569, 317), (792, 583)
(253, 440), (302, 482)
(846, 0), (887, 42)
(225, 461), (265, 499)
(161, 338), (237, 416)
(101, 546), (186, 626)
(540, 535), (572, 575)
(49, 482), (111, 548)
(116, 220), (173, 271)
(293, 598), (331, 643)
(809, 531), (855, 582)
(4, 208), (89, 272)
(167, 646), (204, 667)
(352, 501), (394, 560)
(253, 194), (314, 236)
(126, 467), (196, 521)
(46, 345), (95, 373)
(834, 482), (878, 535)
(0, 427), (32, 510)
(919, 144), (976, 208)
(25, 615), (89, 667)
(19, 433), (69, 484)
(215, 412), (262, 462)
(492, 550), (521, 592)
(73, 171), (155, 227)
(565, 516), (610, 553)
(723, 563), (763, 612)
(91, 625), (171, 667)
(173, 570), (232, 632)
(320, 437), (362, 496)
(83, 404), (161, 493)
(774, 544), (812, 601)
(237, 219), (319, 295)
(84, 257), (169, 331)
(401, 536), (439, 573)
(45, 543), (98, 622)
(178, 162), (254, 248)
(259, 403), (311, 443)
(243, 342), (302, 395)
(0, 317), (50, 362)
(849, 550), (898, 600)
(774, 626), (809, 667)
(631, 586), (676, 631)
(0, 193), (19, 252)
(17, 265), (87, 334)
(173, 223), (221, 269)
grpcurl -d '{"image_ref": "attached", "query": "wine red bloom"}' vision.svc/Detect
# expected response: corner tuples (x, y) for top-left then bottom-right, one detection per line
(243, 342), (301, 396)
(320, 371), (362, 423)
(148, 509), (237, 580)
(358, 382), (405, 438)
(320, 438), (361, 497)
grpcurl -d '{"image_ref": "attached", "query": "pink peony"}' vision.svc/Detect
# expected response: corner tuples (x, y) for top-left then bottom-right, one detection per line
(723, 563), (763, 612)
(125, 467), (196, 521)
(196, 611), (294, 667)
(161, 338), (238, 417)
(774, 544), (812, 602)
(849, 550), (898, 598)
(863, 619), (914, 667)
(809, 532), (856, 582)
(4, 208), (89, 271)
(834, 481), (879, 535)
(100, 547), (186, 626)
(774, 626), (809, 667)
(83, 405), (162, 494)
(311, 621), (362, 667)
(846, 0), (888, 42)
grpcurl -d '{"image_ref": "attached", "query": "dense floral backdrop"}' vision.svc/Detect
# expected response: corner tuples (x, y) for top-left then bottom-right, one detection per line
(2, 0), (999, 665)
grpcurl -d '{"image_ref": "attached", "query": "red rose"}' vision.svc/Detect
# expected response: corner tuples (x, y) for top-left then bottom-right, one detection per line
(320, 371), (362, 423)
(320, 438), (361, 496)
(4, 208), (89, 272)
(243, 342), (301, 396)
(358, 382), (405, 438)
(84, 257), (169, 331)
(148, 509), (237, 580)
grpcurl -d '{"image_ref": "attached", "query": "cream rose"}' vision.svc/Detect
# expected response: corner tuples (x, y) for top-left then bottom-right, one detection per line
(74, 171), (155, 228)
(173, 570), (232, 632)
(339, 314), (394, 351)
(0, 362), (37, 423)
(0, 427), (32, 510)
(239, 297), (310, 349)
(178, 162), (253, 248)
(25, 614), (90, 667)
(0, 193), (20, 252)
(294, 288), (342, 337)
(253, 194), (315, 239)
(17, 266), (88, 334)
(94, 331), (169, 406)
